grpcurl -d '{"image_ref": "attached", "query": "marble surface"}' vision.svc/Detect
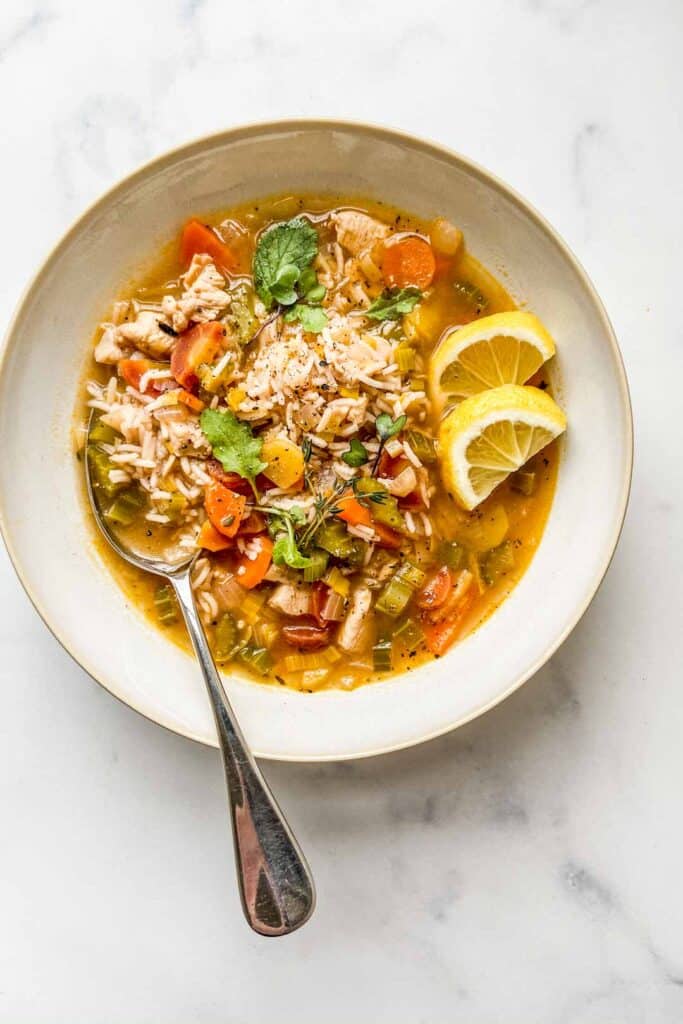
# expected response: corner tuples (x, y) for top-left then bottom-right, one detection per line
(1, 0), (681, 1020)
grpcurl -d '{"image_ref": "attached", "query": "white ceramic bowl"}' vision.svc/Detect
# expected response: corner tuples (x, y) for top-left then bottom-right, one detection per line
(0, 121), (632, 761)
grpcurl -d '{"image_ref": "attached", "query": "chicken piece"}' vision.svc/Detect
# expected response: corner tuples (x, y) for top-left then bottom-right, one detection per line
(179, 254), (231, 323)
(379, 465), (418, 498)
(93, 325), (125, 364)
(268, 583), (312, 617)
(332, 210), (389, 257)
(117, 310), (175, 358)
(337, 585), (374, 653)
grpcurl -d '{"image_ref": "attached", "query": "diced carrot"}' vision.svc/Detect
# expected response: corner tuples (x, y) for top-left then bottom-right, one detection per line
(171, 321), (225, 391)
(238, 510), (266, 535)
(181, 219), (238, 274)
(177, 389), (205, 413)
(382, 235), (436, 290)
(204, 482), (246, 538)
(197, 519), (233, 552)
(234, 536), (273, 589)
(118, 358), (173, 395)
(371, 522), (403, 549)
(417, 566), (453, 610)
(337, 495), (373, 528)
(422, 617), (463, 657)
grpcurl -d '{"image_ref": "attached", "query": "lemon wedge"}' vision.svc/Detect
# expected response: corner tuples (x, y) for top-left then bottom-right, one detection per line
(439, 384), (567, 510)
(430, 311), (556, 414)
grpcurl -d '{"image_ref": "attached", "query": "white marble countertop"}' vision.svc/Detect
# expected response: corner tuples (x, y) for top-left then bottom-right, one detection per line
(1, 1), (682, 1021)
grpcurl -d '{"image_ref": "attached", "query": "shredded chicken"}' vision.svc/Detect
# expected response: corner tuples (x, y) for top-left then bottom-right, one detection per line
(337, 585), (373, 652)
(379, 465), (418, 497)
(332, 210), (389, 257)
(268, 583), (312, 617)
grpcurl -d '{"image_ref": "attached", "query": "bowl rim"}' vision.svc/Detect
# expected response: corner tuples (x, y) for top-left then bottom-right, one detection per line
(0, 118), (633, 760)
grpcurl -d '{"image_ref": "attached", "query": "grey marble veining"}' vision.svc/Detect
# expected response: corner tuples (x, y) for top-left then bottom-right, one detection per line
(1, 0), (682, 1021)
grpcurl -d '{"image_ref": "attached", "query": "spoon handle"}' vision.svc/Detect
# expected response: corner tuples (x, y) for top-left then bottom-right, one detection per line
(170, 571), (315, 936)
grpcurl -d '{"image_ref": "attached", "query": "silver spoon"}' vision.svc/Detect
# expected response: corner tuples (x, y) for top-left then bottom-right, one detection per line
(85, 416), (315, 936)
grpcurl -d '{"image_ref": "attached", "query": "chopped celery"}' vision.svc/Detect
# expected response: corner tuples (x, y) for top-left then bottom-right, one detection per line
(480, 540), (515, 586)
(346, 539), (369, 568)
(197, 360), (233, 394)
(302, 548), (329, 582)
(404, 429), (437, 464)
(88, 418), (119, 445)
(355, 478), (404, 531)
(161, 492), (187, 524)
(453, 280), (489, 313)
(301, 668), (330, 690)
(372, 638), (393, 672)
(511, 470), (537, 496)
(253, 621), (279, 649)
(315, 521), (354, 559)
(238, 645), (273, 676)
(396, 562), (426, 590)
(324, 566), (350, 597)
(395, 345), (416, 372)
(214, 613), (239, 663)
(410, 377), (426, 391)
(241, 590), (267, 625)
(376, 577), (412, 617)
(438, 540), (467, 571)
(104, 486), (146, 527)
(395, 618), (424, 652)
(87, 447), (126, 498)
(154, 583), (178, 626)
(226, 284), (258, 345)
(283, 652), (329, 674)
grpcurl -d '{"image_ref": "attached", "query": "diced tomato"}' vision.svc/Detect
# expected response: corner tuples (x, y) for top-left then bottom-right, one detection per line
(234, 536), (273, 589)
(204, 482), (246, 538)
(197, 519), (233, 552)
(207, 460), (252, 495)
(417, 566), (453, 610)
(181, 219), (238, 274)
(118, 358), (175, 395)
(398, 490), (425, 511)
(170, 321), (225, 391)
(281, 620), (331, 649)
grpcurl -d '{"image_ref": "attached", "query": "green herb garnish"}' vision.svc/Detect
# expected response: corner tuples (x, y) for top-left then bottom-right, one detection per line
(284, 303), (328, 333)
(342, 438), (369, 468)
(199, 409), (267, 495)
(270, 510), (312, 570)
(253, 217), (319, 309)
(365, 287), (422, 322)
(372, 413), (407, 474)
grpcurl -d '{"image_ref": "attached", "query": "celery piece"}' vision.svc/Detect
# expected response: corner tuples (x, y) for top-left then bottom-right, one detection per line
(214, 613), (239, 663)
(404, 430), (437, 464)
(315, 521), (354, 559)
(238, 645), (273, 676)
(511, 470), (537, 496)
(438, 540), (467, 571)
(324, 566), (350, 597)
(161, 492), (188, 524)
(104, 486), (146, 527)
(302, 549), (329, 582)
(395, 345), (416, 373)
(154, 583), (179, 626)
(396, 562), (426, 590)
(87, 447), (127, 499)
(376, 577), (413, 617)
(355, 478), (404, 531)
(372, 638), (393, 672)
(88, 418), (119, 445)
(394, 617), (424, 653)
(346, 539), (369, 568)
(480, 540), (516, 586)
(453, 280), (489, 313)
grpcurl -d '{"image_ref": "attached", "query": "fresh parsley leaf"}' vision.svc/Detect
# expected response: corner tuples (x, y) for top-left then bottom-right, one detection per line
(298, 267), (318, 294)
(365, 287), (422, 322)
(375, 413), (407, 442)
(284, 303), (328, 333)
(272, 533), (312, 570)
(253, 217), (319, 308)
(199, 409), (267, 493)
(342, 438), (369, 467)
(287, 505), (307, 525)
(304, 282), (326, 303)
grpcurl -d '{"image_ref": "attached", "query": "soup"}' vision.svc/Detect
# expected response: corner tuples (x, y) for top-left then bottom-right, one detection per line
(79, 194), (565, 692)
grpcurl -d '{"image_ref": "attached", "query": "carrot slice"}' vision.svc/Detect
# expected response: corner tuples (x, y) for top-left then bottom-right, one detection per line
(118, 358), (173, 395)
(382, 235), (436, 290)
(417, 566), (453, 610)
(337, 495), (373, 528)
(181, 219), (238, 274)
(204, 482), (246, 538)
(170, 321), (225, 391)
(371, 522), (402, 549)
(177, 389), (205, 413)
(197, 519), (233, 552)
(234, 536), (273, 589)
(422, 617), (463, 657)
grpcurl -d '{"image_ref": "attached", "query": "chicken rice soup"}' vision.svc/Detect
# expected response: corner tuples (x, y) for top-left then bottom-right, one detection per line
(79, 195), (566, 691)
